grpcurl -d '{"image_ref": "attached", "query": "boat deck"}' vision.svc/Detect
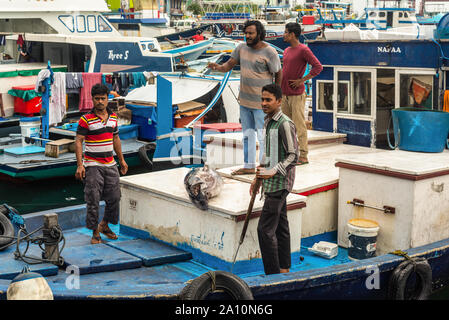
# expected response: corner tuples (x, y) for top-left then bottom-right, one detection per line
(218, 143), (386, 194)
(0, 220), (351, 299)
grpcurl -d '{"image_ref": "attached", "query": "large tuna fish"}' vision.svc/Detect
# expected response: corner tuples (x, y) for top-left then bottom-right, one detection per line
(184, 166), (223, 210)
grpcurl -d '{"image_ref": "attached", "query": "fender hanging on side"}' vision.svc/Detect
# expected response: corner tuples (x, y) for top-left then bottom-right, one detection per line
(0, 205), (15, 249)
(388, 258), (432, 300)
(179, 270), (254, 300)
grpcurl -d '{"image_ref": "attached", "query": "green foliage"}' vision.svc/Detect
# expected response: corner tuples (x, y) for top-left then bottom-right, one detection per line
(187, 1), (204, 15)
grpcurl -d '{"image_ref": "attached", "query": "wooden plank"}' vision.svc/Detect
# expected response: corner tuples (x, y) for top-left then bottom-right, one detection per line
(45, 139), (75, 158)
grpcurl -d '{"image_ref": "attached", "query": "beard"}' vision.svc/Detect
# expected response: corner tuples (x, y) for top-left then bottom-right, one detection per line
(246, 36), (260, 47)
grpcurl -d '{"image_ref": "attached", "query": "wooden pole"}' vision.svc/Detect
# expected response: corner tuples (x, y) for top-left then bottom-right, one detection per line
(43, 213), (60, 263)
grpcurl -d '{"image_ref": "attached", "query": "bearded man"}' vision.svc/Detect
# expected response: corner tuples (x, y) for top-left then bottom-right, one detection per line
(207, 20), (282, 175)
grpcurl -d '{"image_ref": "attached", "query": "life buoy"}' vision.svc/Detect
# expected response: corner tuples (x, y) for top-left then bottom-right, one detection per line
(138, 142), (156, 171)
(179, 271), (254, 300)
(0, 205), (14, 249)
(388, 258), (432, 300)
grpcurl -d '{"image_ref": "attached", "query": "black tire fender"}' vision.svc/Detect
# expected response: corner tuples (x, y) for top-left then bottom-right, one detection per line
(0, 206), (14, 248)
(179, 271), (254, 300)
(388, 258), (432, 300)
(138, 142), (156, 171)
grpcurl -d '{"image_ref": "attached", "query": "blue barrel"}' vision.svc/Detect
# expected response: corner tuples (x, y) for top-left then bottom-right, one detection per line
(388, 107), (449, 153)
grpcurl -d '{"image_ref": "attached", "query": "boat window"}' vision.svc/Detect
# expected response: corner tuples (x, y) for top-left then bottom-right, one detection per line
(369, 12), (377, 17)
(98, 16), (113, 32)
(376, 69), (396, 148)
(58, 15), (75, 33)
(141, 43), (146, 50)
(87, 15), (97, 32)
(317, 81), (333, 111)
(399, 12), (403, 18)
(352, 72), (372, 115)
(379, 12), (386, 18)
(76, 15), (86, 33)
(404, 12), (409, 18)
(400, 74), (433, 109)
(336, 71), (371, 115)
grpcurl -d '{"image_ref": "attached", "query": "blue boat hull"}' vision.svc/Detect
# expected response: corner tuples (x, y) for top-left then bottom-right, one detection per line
(0, 204), (447, 299)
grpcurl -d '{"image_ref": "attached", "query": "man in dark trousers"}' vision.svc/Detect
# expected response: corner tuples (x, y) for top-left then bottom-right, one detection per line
(75, 83), (128, 244)
(250, 84), (298, 275)
(282, 22), (322, 165)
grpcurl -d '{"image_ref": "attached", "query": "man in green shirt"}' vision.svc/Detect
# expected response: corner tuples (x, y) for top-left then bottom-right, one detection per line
(250, 84), (299, 275)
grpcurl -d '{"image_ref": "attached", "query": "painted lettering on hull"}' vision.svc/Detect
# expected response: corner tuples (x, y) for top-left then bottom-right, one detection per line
(377, 46), (402, 53)
(108, 50), (129, 61)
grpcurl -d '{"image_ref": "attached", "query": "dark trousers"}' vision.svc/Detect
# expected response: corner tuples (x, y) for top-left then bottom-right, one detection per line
(257, 189), (291, 275)
(84, 166), (121, 230)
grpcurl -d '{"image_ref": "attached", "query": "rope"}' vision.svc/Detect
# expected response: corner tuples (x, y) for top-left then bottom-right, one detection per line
(207, 271), (216, 292)
(390, 249), (412, 260)
(390, 249), (418, 272)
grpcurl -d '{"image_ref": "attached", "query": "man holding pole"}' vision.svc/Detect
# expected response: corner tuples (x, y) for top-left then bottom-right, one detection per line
(250, 84), (298, 275)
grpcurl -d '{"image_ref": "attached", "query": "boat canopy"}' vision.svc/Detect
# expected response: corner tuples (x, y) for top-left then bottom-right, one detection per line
(124, 77), (220, 105)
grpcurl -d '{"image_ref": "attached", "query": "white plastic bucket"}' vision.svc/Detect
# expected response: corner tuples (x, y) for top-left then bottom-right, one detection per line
(347, 218), (379, 260)
(20, 117), (41, 146)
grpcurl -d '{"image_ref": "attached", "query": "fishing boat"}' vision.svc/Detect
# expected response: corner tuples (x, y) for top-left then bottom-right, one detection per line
(1, 128), (449, 299)
(308, 13), (449, 148)
(0, 64), (157, 181)
(0, 0), (213, 74)
(318, 6), (436, 40)
(0, 65), (241, 181)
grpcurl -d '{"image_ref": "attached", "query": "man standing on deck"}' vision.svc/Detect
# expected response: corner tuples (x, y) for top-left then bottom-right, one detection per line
(250, 84), (298, 275)
(282, 22), (322, 165)
(207, 20), (282, 175)
(75, 83), (128, 245)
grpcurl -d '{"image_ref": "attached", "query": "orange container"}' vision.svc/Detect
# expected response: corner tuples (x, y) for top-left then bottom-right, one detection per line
(174, 115), (204, 128)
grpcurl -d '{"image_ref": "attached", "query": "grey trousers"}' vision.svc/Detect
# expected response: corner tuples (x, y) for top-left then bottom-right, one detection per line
(84, 165), (121, 230)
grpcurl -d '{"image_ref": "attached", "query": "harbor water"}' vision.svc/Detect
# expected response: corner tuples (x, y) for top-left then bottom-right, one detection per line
(0, 164), (150, 214)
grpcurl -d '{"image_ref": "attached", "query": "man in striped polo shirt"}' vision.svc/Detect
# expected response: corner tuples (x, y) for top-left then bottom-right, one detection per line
(75, 83), (128, 244)
(207, 20), (281, 175)
(250, 84), (298, 275)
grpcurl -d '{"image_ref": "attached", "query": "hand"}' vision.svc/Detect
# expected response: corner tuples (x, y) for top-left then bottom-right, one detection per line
(249, 178), (261, 196)
(207, 62), (219, 71)
(75, 165), (85, 181)
(119, 160), (128, 175)
(256, 167), (276, 179)
(289, 78), (304, 89)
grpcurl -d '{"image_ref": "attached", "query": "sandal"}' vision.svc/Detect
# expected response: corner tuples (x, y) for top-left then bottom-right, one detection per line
(98, 224), (118, 240)
(296, 159), (309, 166)
(91, 235), (102, 245)
(231, 168), (256, 175)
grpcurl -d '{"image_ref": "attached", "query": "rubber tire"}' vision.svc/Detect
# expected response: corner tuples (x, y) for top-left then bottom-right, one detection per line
(0, 206), (14, 248)
(388, 258), (432, 300)
(138, 142), (156, 171)
(179, 271), (254, 300)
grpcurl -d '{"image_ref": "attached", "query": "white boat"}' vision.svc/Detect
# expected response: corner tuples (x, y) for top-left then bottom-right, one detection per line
(0, 0), (213, 74)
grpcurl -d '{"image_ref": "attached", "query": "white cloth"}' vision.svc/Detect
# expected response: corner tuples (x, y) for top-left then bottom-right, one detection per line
(35, 69), (51, 92)
(49, 72), (66, 125)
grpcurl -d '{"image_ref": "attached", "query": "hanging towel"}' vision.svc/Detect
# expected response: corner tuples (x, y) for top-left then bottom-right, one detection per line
(79, 73), (102, 112)
(131, 72), (147, 89)
(444, 90), (449, 113)
(66, 73), (84, 94)
(49, 72), (66, 125)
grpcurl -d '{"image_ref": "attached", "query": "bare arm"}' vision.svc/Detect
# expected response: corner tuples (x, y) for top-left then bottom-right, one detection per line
(113, 134), (128, 175)
(274, 69), (282, 87)
(207, 57), (238, 73)
(75, 134), (85, 180)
